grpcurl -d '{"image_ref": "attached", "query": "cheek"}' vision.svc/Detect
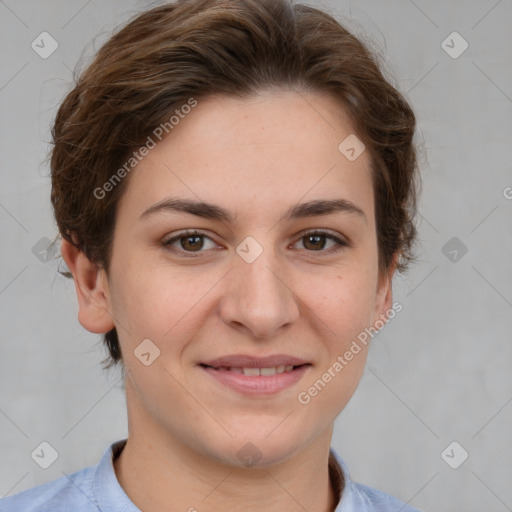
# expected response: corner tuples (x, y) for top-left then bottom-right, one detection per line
(296, 273), (375, 406)
(310, 270), (378, 340)
(109, 262), (220, 354)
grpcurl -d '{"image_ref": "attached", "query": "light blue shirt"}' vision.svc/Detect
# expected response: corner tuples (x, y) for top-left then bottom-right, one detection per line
(0, 439), (419, 511)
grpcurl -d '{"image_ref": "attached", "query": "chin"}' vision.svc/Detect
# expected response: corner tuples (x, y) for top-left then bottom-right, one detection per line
(206, 427), (310, 469)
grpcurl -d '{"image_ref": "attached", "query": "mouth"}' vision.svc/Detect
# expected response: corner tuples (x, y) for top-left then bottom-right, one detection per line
(198, 355), (312, 395)
(199, 363), (309, 376)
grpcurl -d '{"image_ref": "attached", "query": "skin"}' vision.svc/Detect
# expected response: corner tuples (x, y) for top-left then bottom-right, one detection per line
(62, 89), (396, 512)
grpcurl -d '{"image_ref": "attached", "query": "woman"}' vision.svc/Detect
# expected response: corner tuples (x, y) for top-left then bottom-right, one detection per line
(0, 0), (420, 510)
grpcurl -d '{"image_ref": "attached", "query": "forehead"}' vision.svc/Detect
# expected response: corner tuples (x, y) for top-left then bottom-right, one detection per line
(117, 90), (374, 226)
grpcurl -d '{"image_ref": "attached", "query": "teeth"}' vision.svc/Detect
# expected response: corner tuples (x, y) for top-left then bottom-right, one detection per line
(243, 367), (260, 376)
(240, 365), (295, 376)
(209, 365), (302, 375)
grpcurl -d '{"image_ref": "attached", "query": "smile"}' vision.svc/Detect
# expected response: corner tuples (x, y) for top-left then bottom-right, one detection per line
(203, 364), (298, 376)
(199, 363), (311, 395)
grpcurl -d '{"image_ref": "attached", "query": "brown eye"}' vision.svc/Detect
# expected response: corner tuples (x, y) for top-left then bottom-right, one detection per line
(162, 230), (218, 256)
(295, 230), (348, 253)
(302, 234), (327, 250)
(179, 234), (204, 251)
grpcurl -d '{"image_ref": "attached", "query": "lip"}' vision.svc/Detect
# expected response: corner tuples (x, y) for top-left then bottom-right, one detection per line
(200, 354), (310, 368)
(200, 364), (311, 395)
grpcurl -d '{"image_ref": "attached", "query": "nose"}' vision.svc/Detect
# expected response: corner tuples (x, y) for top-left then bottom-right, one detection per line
(218, 246), (300, 339)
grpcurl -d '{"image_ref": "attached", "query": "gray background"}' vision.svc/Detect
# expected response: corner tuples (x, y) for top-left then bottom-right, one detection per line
(1, 0), (511, 510)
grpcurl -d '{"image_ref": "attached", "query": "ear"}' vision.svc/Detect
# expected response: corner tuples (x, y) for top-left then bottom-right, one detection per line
(61, 238), (115, 334)
(372, 253), (397, 328)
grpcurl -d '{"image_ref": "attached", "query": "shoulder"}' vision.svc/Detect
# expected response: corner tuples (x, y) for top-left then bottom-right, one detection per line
(349, 481), (420, 512)
(0, 440), (132, 512)
(329, 447), (420, 512)
(0, 466), (97, 512)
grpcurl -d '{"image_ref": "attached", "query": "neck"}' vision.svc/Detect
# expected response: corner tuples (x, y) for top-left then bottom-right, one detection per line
(114, 406), (340, 511)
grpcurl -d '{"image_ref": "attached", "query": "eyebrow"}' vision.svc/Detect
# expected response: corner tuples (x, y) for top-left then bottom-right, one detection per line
(139, 197), (366, 223)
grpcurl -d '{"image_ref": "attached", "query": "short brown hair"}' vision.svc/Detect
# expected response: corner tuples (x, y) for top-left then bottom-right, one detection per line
(50, 0), (419, 368)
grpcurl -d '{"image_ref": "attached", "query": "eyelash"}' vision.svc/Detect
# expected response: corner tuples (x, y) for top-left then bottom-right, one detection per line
(162, 229), (348, 258)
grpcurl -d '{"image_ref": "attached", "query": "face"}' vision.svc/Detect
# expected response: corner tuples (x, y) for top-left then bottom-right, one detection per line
(82, 90), (394, 467)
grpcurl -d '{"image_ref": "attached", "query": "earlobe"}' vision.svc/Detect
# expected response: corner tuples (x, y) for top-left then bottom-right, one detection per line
(60, 238), (116, 334)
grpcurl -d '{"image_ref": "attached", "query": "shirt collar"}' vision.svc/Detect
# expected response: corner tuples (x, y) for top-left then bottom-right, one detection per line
(93, 439), (141, 511)
(329, 446), (360, 511)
